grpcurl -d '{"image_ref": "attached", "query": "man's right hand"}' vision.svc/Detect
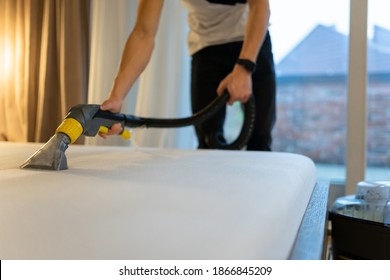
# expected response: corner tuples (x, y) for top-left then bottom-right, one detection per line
(99, 97), (124, 138)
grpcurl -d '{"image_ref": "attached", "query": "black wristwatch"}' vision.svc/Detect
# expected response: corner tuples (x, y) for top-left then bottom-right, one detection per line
(236, 58), (256, 73)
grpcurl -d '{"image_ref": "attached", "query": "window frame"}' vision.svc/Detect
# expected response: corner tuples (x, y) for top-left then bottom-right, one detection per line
(346, 0), (368, 194)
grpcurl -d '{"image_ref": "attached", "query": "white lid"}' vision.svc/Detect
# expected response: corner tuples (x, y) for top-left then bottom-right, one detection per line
(355, 181), (390, 202)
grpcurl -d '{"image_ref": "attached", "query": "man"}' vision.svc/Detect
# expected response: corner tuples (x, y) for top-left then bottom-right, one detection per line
(101, 0), (276, 151)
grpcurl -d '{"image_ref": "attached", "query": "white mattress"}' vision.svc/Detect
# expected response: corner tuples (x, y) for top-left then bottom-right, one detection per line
(0, 142), (316, 260)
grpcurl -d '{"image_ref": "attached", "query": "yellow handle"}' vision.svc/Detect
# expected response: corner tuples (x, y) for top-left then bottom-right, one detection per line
(98, 126), (131, 140)
(120, 128), (131, 140)
(98, 126), (109, 134)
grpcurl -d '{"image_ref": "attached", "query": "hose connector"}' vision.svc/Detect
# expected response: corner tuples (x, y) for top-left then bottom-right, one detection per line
(55, 118), (83, 144)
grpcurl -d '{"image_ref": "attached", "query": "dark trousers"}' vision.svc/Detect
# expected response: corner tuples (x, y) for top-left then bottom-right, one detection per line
(190, 31), (276, 151)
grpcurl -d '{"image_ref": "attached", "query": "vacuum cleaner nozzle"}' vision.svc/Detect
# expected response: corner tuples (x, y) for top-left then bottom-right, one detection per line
(20, 104), (130, 171)
(20, 133), (71, 170)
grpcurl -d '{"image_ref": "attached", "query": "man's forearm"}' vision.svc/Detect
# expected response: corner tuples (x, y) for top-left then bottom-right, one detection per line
(239, 0), (270, 62)
(108, 0), (164, 102)
(109, 30), (156, 101)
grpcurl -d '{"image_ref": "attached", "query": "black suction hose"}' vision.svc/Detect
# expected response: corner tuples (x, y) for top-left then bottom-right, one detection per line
(96, 91), (256, 150)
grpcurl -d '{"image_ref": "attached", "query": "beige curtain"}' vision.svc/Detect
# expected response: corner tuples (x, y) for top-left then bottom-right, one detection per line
(0, 0), (90, 143)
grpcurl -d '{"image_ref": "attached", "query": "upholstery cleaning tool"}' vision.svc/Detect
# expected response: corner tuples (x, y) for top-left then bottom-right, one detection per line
(20, 91), (255, 171)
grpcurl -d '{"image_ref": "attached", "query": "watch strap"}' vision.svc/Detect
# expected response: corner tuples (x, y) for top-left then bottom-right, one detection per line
(236, 58), (256, 73)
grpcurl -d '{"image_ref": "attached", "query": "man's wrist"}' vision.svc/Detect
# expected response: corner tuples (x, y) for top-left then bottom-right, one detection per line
(236, 58), (256, 73)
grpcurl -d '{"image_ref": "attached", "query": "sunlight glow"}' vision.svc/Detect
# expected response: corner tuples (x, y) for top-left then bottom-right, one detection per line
(0, 39), (13, 86)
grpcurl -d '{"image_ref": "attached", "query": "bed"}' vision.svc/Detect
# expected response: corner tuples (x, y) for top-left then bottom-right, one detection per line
(0, 141), (328, 260)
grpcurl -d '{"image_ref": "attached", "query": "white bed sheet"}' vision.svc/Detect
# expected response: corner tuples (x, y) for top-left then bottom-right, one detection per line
(0, 142), (316, 260)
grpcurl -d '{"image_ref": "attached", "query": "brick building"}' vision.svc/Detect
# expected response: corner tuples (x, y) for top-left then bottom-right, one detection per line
(273, 25), (390, 166)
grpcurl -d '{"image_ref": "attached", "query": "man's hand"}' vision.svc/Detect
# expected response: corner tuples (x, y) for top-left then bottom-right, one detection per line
(99, 97), (124, 138)
(217, 65), (253, 105)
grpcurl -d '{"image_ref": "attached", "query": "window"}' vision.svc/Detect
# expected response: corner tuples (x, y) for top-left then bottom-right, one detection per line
(270, 0), (350, 180)
(366, 0), (390, 180)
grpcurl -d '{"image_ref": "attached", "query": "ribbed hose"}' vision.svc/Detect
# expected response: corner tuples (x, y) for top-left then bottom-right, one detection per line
(95, 91), (256, 150)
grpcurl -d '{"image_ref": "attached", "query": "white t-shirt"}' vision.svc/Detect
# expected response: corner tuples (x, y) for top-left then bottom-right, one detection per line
(180, 0), (248, 55)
